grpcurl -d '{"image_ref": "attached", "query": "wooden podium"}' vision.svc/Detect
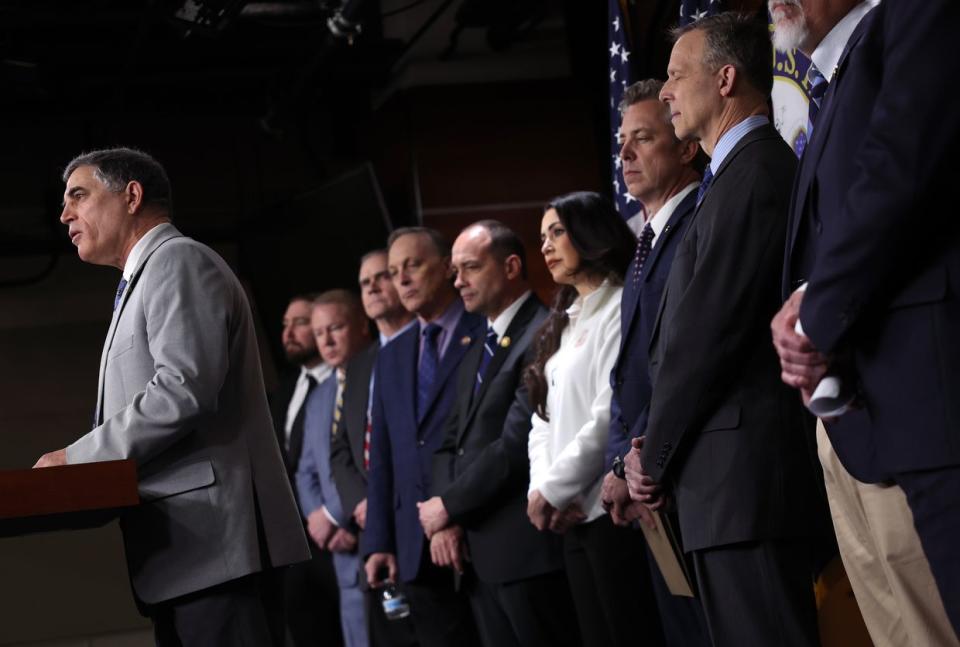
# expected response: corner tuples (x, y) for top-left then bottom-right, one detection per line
(0, 460), (139, 537)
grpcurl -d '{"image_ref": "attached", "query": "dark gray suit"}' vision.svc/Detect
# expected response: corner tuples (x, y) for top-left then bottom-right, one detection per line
(431, 295), (579, 647)
(642, 125), (830, 646)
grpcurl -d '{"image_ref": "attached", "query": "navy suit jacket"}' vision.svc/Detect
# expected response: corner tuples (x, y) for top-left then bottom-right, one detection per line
(362, 306), (486, 582)
(607, 189), (696, 469)
(789, 1), (960, 481)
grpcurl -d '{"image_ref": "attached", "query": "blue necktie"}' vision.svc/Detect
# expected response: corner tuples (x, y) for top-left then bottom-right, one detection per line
(417, 323), (442, 420)
(695, 166), (714, 207)
(632, 223), (656, 288)
(806, 64), (828, 139)
(474, 327), (498, 395)
(114, 277), (128, 311)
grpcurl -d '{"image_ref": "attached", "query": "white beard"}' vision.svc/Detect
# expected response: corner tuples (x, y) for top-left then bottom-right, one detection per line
(770, 2), (809, 53)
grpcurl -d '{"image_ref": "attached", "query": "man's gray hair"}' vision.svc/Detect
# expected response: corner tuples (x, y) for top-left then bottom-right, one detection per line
(63, 147), (173, 214)
(618, 79), (667, 116)
(672, 12), (773, 98)
(387, 226), (451, 258)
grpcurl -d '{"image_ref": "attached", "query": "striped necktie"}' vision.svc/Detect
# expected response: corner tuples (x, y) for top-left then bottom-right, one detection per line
(474, 327), (498, 394)
(806, 63), (828, 138)
(331, 368), (345, 437)
(695, 166), (714, 207)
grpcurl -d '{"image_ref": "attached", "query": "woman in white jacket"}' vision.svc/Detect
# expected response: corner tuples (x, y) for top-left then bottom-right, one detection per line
(525, 191), (664, 646)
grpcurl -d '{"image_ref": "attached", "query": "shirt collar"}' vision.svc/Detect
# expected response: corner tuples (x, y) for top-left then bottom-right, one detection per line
(710, 115), (770, 175)
(489, 291), (532, 338)
(566, 279), (615, 320)
(302, 362), (333, 384)
(811, 0), (878, 80)
(122, 222), (175, 281)
(648, 182), (698, 240)
(379, 318), (417, 346)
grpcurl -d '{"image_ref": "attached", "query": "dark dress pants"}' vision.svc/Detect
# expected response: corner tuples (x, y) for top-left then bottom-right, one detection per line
(400, 555), (480, 647)
(365, 585), (419, 647)
(282, 542), (344, 646)
(467, 568), (580, 647)
(149, 573), (274, 647)
(562, 513), (665, 647)
(643, 538), (711, 647)
(691, 539), (821, 647)
(898, 465), (960, 639)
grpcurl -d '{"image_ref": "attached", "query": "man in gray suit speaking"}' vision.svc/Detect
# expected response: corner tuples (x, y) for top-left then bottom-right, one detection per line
(34, 147), (310, 646)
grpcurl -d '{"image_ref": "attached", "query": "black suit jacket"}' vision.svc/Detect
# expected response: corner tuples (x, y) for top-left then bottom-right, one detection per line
(330, 342), (379, 516)
(269, 371), (303, 481)
(642, 123), (829, 553)
(431, 296), (564, 584)
(791, 1), (960, 481)
(607, 189), (696, 468)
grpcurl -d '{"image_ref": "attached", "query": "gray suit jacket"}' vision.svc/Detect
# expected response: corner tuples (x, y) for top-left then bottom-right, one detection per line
(67, 223), (309, 604)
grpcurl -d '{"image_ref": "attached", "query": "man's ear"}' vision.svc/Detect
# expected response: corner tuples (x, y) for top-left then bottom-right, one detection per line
(717, 64), (737, 98)
(503, 254), (523, 281)
(124, 180), (145, 214)
(678, 139), (700, 165)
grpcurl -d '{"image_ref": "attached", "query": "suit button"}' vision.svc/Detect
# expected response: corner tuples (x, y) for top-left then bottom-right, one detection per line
(621, 421), (629, 433)
(417, 440), (425, 448)
(656, 458), (665, 467)
(457, 448), (465, 457)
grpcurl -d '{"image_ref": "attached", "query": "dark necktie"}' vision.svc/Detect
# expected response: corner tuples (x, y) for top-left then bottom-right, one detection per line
(417, 323), (442, 420)
(114, 277), (128, 311)
(288, 374), (318, 469)
(806, 64), (828, 138)
(696, 166), (714, 207)
(474, 327), (498, 395)
(632, 223), (656, 288)
(331, 368), (346, 438)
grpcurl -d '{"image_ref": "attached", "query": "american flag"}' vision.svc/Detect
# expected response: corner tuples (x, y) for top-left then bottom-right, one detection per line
(608, 0), (721, 221)
(679, 0), (721, 26)
(608, 0), (641, 221)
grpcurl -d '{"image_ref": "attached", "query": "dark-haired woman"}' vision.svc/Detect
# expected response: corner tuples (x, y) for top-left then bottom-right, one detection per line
(525, 191), (664, 647)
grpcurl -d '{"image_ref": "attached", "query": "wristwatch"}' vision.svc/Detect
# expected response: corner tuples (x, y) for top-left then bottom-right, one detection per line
(612, 455), (626, 480)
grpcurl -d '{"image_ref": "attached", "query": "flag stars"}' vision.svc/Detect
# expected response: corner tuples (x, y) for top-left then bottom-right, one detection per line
(610, 68), (617, 82)
(620, 48), (630, 64)
(623, 191), (637, 203)
(613, 154), (622, 170)
(609, 42), (621, 58)
(613, 16), (620, 32)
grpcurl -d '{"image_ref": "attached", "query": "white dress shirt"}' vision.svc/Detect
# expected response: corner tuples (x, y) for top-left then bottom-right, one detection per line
(284, 362), (333, 447)
(528, 281), (622, 523)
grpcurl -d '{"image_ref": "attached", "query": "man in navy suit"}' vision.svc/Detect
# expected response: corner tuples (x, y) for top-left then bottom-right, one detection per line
(771, 0), (960, 639)
(362, 227), (484, 647)
(418, 220), (579, 647)
(600, 79), (710, 647)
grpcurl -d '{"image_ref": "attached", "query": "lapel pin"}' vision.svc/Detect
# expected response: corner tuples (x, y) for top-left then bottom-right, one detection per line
(460, 336), (472, 346)
(500, 336), (511, 348)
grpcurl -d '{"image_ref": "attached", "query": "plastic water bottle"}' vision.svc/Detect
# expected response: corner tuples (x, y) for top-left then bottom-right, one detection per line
(381, 583), (411, 620)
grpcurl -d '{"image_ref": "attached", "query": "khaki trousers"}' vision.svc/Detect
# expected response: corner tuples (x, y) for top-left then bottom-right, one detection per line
(817, 421), (958, 647)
